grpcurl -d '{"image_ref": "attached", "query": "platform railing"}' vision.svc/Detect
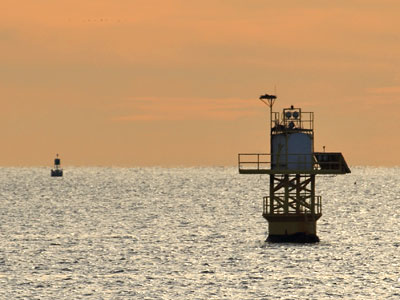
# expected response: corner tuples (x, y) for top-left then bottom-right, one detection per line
(263, 195), (322, 215)
(238, 153), (349, 174)
(271, 111), (314, 132)
(238, 153), (270, 170)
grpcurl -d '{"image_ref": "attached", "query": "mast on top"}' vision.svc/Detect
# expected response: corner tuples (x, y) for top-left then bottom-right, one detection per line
(259, 94), (277, 133)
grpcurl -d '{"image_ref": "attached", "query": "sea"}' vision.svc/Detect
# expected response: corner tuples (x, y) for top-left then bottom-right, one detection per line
(0, 166), (399, 299)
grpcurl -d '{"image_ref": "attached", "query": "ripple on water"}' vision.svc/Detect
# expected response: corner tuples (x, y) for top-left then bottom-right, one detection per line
(0, 166), (399, 299)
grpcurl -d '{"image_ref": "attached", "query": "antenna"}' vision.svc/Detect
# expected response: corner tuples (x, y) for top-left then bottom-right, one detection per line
(259, 93), (277, 128)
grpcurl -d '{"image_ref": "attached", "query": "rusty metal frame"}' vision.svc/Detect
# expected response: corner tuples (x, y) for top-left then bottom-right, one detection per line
(262, 174), (321, 218)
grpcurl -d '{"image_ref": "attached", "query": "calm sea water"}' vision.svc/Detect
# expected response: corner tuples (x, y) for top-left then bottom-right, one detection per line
(0, 166), (399, 299)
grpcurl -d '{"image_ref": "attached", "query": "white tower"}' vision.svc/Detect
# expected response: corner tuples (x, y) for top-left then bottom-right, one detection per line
(238, 94), (350, 242)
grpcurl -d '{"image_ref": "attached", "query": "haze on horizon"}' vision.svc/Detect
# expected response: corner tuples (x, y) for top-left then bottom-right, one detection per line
(1, 0), (399, 167)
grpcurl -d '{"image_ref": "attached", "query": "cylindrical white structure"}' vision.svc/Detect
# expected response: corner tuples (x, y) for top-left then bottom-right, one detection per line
(271, 132), (312, 170)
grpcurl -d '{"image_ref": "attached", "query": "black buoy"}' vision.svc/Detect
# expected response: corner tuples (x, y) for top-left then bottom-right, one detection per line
(51, 154), (63, 177)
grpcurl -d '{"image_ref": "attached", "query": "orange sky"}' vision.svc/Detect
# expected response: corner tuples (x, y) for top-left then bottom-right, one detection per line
(1, 0), (400, 166)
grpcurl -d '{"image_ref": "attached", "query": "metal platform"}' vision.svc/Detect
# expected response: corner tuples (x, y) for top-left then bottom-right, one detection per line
(238, 152), (350, 175)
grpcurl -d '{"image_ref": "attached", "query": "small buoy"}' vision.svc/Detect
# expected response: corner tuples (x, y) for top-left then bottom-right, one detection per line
(51, 154), (63, 177)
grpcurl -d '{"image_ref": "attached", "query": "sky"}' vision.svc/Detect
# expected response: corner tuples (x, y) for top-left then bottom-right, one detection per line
(1, 0), (400, 167)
